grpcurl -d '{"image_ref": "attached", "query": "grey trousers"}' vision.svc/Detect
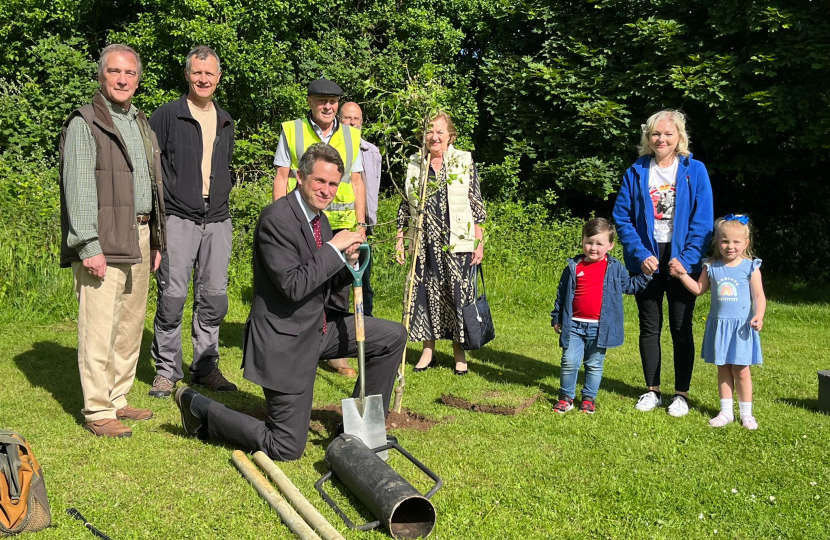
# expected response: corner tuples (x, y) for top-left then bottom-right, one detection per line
(152, 214), (232, 382)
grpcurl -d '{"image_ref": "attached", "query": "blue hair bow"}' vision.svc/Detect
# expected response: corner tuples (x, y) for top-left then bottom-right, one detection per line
(724, 214), (749, 225)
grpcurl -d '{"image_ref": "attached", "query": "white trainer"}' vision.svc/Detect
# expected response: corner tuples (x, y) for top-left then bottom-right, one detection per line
(667, 395), (690, 417)
(741, 416), (758, 430)
(635, 391), (662, 411)
(708, 413), (733, 427)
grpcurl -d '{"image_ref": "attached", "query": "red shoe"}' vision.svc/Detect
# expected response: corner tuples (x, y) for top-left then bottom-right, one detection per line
(580, 399), (596, 414)
(553, 397), (574, 414)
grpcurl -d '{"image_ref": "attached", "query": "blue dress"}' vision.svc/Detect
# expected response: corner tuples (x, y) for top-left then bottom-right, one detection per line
(701, 258), (763, 366)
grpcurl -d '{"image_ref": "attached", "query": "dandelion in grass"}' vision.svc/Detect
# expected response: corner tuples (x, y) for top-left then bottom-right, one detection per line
(769, 496), (776, 502)
(731, 488), (738, 494)
(810, 481), (817, 486)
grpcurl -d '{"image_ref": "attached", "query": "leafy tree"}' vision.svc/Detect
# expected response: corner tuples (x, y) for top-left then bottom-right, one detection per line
(470, 0), (830, 275)
(2, 0), (829, 277)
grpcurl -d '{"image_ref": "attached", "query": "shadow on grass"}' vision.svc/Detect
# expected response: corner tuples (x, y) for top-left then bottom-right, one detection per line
(310, 466), (378, 529)
(777, 397), (824, 414)
(765, 277), (830, 305)
(14, 340), (84, 424)
(134, 329), (158, 386)
(451, 347), (648, 403)
(219, 321), (245, 352)
(14, 330), (266, 426)
(414, 344), (722, 416)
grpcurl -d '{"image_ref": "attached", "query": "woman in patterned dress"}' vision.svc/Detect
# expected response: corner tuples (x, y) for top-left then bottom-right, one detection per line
(395, 112), (486, 375)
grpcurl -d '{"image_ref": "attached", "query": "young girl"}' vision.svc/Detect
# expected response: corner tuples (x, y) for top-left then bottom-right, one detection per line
(672, 215), (766, 429)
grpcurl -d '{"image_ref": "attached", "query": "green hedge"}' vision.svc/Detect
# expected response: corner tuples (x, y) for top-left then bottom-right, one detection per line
(0, 161), (586, 323)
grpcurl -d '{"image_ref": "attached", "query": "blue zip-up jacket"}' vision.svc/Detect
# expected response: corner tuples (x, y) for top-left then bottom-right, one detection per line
(550, 255), (651, 349)
(612, 153), (713, 275)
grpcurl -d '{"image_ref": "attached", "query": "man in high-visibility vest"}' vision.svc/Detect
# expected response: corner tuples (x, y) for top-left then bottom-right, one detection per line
(272, 77), (366, 377)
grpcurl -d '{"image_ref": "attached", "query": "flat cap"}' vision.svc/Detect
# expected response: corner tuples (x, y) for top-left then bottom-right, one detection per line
(307, 77), (344, 96)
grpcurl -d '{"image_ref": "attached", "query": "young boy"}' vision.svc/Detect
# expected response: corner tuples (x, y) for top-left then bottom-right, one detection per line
(550, 218), (651, 413)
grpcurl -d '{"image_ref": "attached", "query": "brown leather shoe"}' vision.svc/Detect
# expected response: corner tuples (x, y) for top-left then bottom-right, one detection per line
(116, 405), (153, 421)
(327, 358), (357, 377)
(84, 419), (132, 438)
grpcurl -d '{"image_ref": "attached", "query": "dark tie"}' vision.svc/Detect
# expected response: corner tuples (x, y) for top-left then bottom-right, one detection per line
(310, 215), (327, 334)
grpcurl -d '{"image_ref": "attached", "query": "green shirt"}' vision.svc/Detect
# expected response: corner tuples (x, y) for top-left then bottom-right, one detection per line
(62, 97), (153, 259)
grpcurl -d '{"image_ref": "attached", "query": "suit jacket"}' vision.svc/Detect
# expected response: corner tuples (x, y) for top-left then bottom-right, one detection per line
(242, 193), (353, 393)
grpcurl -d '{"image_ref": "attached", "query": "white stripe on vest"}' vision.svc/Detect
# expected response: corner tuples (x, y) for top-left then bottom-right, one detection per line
(404, 145), (476, 253)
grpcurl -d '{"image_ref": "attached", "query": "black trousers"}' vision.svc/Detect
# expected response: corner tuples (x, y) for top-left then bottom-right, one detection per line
(206, 314), (406, 461)
(635, 243), (699, 393)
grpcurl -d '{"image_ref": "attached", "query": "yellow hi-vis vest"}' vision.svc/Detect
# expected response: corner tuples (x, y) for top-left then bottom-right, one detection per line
(283, 118), (362, 230)
(405, 145), (476, 253)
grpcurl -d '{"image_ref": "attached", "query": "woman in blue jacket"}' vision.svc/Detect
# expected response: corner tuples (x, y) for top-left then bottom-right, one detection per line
(612, 110), (713, 417)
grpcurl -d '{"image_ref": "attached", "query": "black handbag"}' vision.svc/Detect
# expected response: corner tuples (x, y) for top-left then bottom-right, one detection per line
(460, 264), (495, 350)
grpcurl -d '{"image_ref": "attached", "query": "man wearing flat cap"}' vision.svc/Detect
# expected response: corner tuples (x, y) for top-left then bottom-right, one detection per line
(272, 77), (366, 377)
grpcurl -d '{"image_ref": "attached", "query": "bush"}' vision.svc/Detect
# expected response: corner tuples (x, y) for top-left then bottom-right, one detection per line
(227, 171), (273, 303)
(0, 155), (74, 322)
(0, 35), (98, 165)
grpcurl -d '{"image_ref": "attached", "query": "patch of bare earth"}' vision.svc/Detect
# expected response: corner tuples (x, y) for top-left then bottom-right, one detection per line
(307, 405), (438, 436)
(441, 392), (540, 415)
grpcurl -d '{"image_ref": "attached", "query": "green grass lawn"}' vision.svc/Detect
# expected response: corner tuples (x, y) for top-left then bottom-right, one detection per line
(1, 277), (829, 539)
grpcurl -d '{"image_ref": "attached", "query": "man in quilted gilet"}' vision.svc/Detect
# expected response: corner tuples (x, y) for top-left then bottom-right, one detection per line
(58, 44), (166, 438)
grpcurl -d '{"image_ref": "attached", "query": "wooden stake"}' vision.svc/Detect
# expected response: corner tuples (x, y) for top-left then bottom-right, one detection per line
(232, 451), (322, 540)
(252, 452), (346, 540)
(392, 115), (432, 414)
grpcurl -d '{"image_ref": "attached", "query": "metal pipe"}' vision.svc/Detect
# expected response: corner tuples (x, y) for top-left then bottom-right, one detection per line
(232, 451), (322, 540)
(321, 435), (436, 539)
(252, 452), (346, 540)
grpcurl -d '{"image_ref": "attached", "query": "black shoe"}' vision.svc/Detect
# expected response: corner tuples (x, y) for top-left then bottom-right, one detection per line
(175, 386), (210, 440)
(413, 358), (437, 373)
(453, 368), (468, 376)
(191, 367), (238, 392)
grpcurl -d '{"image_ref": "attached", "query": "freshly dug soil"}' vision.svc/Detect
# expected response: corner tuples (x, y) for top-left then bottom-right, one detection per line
(307, 404), (437, 435)
(441, 392), (540, 415)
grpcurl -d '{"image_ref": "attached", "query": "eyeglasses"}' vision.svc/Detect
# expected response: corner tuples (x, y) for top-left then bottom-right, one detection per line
(723, 214), (749, 224)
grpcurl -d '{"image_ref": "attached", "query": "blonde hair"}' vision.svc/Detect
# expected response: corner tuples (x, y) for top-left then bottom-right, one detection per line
(709, 216), (756, 262)
(427, 111), (457, 144)
(637, 109), (690, 158)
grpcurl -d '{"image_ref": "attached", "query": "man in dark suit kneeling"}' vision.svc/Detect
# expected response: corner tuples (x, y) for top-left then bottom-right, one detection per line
(175, 143), (406, 461)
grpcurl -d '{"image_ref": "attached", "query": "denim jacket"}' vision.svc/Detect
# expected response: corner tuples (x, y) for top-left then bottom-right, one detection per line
(550, 254), (651, 349)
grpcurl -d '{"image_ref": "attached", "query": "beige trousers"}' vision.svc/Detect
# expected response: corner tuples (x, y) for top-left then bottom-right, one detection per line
(72, 223), (151, 422)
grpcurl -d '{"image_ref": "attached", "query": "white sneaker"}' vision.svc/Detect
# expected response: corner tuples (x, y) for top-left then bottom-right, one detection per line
(708, 413), (733, 427)
(741, 416), (758, 430)
(635, 391), (662, 411)
(667, 395), (690, 417)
